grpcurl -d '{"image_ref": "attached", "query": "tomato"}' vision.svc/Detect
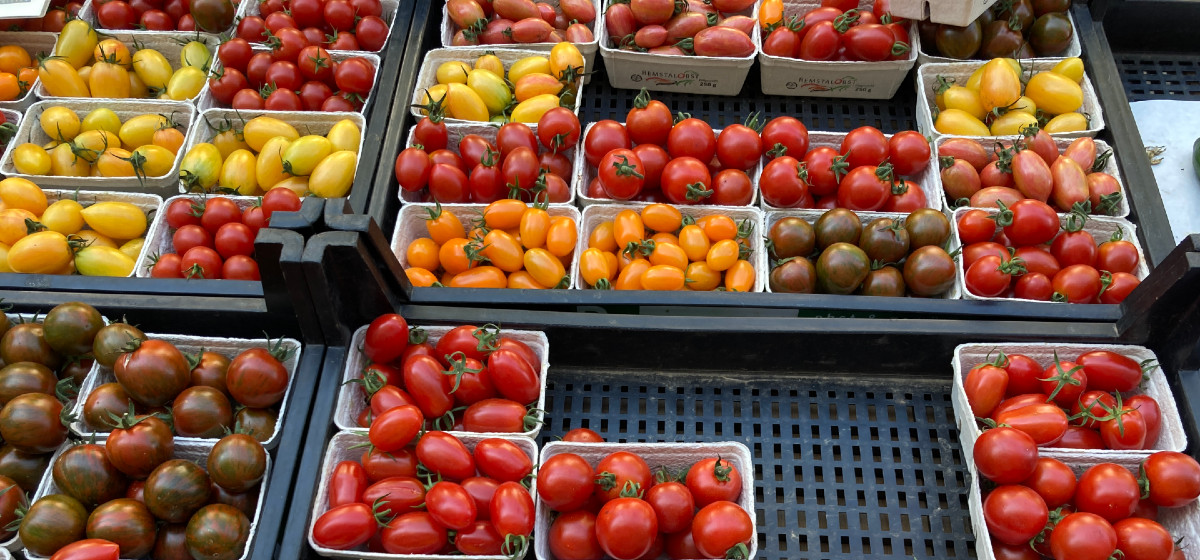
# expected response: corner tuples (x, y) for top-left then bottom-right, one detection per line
(1022, 457), (1077, 509)
(882, 131), (930, 177)
(1096, 236), (1139, 274)
(379, 512), (444, 554)
(563, 428), (604, 442)
(642, 481), (694, 534)
(994, 403), (1069, 445)
(594, 451), (651, 503)
(334, 56), (374, 94)
(972, 426), (1037, 485)
(311, 502), (383, 550)
(625, 93), (672, 146)
(1142, 451), (1200, 507)
(417, 431), (475, 481)
(207, 434), (266, 495)
(98, 1), (138, 28)
(758, 155), (807, 208)
(1040, 358), (1087, 407)
(473, 438), (531, 482)
(328, 461), (368, 508)
(1127, 395), (1162, 448)
(362, 313), (409, 364)
(1072, 350), (1142, 393)
(1052, 265), (1103, 304)
(584, 120), (631, 167)
(1113, 518), (1174, 560)
(963, 362), (1008, 418)
(667, 118), (717, 162)
(686, 457), (742, 506)
(535, 107), (579, 153)
(1072, 390), (1117, 429)
(20, 494), (88, 557)
(105, 411), (172, 478)
(956, 209), (996, 245)
(966, 255), (1023, 298)
(426, 481), (477, 531)
(366, 404), (421, 452)
(716, 121), (762, 171)
(363, 476), (425, 516)
(598, 149), (645, 200)
(660, 157), (713, 205)
(144, 459), (212, 523)
(596, 497), (657, 560)
(1015, 246), (1061, 279)
(51, 443), (127, 509)
(842, 23), (898, 61)
(799, 20), (840, 60)
(491, 480), (535, 540)
(548, 510), (602, 560)
(538, 452), (594, 512)
(984, 484), (1048, 545)
(1076, 463), (1140, 522)
(488, 348), (540, 404)
(1001, 199), (1058, 246)
(226, 345), (289, 408)
(691, 501), (753, 559)
(1050, 512), (1118, 560)
(48, 538), (122, 560)
(755, 117), (807, 162)
(837, 126), (887, 170)
(454, 520), (502, 555)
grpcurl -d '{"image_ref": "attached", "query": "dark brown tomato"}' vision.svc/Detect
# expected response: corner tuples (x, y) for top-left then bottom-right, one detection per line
(905, 208), (951, 249)
(814, 208), (864, 250)
(209, 481), (257, 516)
(995, 0), (1035, 31)
(185, 504), (250, 560)
(0, 444), (50, 489)
(858, 218), (911, 263)
(1032, 0), (1068, 15)
(107, 414), (175, 479)
(904, 245), (957, 297)
(43, 302), (104, 357)
(980, 20), (1023, 59)
(769, 258), (817, 294)
(860, 266), (907, 297)
(60, 357), (93, 386)
(0, 475), (25, 541)
(173, 386), (233, 438)
(934, 21), (981, 59)
(52, 443), (128, 508)
(1, 323), (62, 370)
(768, 217), (816, 259)
(144, 459), (212, 523)
(816, 243), (871, 295)
(115, 339), (190, 407)
(235, 407), (277, 442)
(189, 351), (231, 396)
(207, 434), (267, 494)
(0, 311), (9, 341)
(1029, 12), (1072, 55)
(0, 361), (56, 405)
(152, 523), (190, 560)
(0, 392), (66, 453)
(86, 498), (157, 557)
(191, 0), (236, 32)
(91, 323), (146, 368)
(125, 480), (145, 503)
(82, 383), (132, 430)
(226, 347), (290, 408)
(19, 493), (88, 557)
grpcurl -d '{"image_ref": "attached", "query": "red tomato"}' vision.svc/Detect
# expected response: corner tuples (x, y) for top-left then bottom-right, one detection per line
(660, 157), (712, 205)
(473, 438), (531, 482)
(416, 431), (475, 481)
(758, 155), (807, 208)
(536, 107), (581, 153)
(97, 1), (138, 28)
(490, 481), (534, 536)
(1076, 463), (1140, 522)
(538, 453), (595, 512)
(324, 0), (356, 31)
(1040, 358), (1087, 407)
(1050, 512), (1118, 560)
(965, 255), (1023, 298)
(686, 457), (742, 506)
(150, 253), (183, 278)
(236, 15), (267, 42)
(213, 222), (255, 259)
(363, 313), (410, 364)
(994, 403), (1069, 445)
(1023, 458), (1077, 509)
(264, 88), (303, 111)
(218, 38), (253, 70)
(803, 147), (846, 197)
(1113, 518), (1174, 560)
(840, 126), (889, 169)
(594, 451), (651, 503)
(1100, 405), (1148, 450)
(245, 52), (273, 88)
(369, 405), (422, 452)
(1014, 246), (1061, 278)
(166, 198), (203, 229)
(598, 149), (645, 201)
(887, 131), (930, 176)
(596, 497), (658, 560)
(983, 484), (1049, 545)
(1142, 451), (1200, 507)
(426, 481), (477, 530)
(328, 460), (368, 508)
(1004, 353), (1045, 396)
(691, 501), (753, 559)
(334, 57), (375, 94)
(326, 31), (359, 50)
(962, 242), (1007, 272)
(883, 179), (927, 212)
(957, 209), (997, 245)
(380, 512), (444, 554)
(1053, 265), (1103, 304)
(455, 521), (502, 555)
(222, 255), (260, 280)
(1072, 390), (1117, 429)
(548, 510), (602, 560)
(626, 95), (672, 146)
(1051, 229), (1098, 268)
(715, 122), (762, 171)
(403, 355), (454, 417)
(760, 116), (808, 160)
(139, 9), (173, 29)
(562, 428), (604, 442)
(964, 363), (1009, 417)
(496, 122), (538, 160)
(1002, 199), (1059, 246)
(48, 539), (120, 560)
(973, 426), (1037, 484)
(487, 348), (539, 404)
(711, 169), (754, 206)
(646, 481), (695, 534)
(461, 477), (498, 520)
(289, 0), (323, 28)
(1099, 272), (1139, 304)
(209, 68), (250, 105)
(1126, 395), (1162, 448)
(1096, 237), (1139, 274)
(180, 246), (223, 279)
(1057, 426), (1106, 449)
(584, 120), (631, 167)
(413, 116), (448, 152)
(667, 118), (716, 162)
(297, 45), (333, 82)
(427, 163), (470, 203)
(799, 20), (839, 60)
(837, 165), (891, 211)
(843, 23), (897, 61)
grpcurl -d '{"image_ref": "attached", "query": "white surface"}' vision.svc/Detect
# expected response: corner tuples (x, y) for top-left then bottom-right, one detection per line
(1130, 99), (1200, 244)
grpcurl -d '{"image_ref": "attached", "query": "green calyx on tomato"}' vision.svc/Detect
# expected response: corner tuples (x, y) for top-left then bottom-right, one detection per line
(472, 324), (502, 355)
(501, 533), (530, 559)
(1038, 351), (1084, 405)
(442, 351), (482, 393)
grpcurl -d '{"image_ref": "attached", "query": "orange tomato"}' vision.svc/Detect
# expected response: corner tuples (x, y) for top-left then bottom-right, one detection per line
(602, 251), (619, 276)
(613, 210), (645, 248)
(523, 247), (566, 288)
(579, 247), (613, 287)
(439, 238), (474, 275)
(650, 232), (679, 246)
(588, 221), (617, 252)
(406, 267), (439, 287)
(706, 239), (740, 271)
(697, 215), (737, 241)
(758, 0), (783, 28)
(17, 67), (36, 91)
(0, 208), (35, 245)
(449, 266), (507, 288)
(507, 270), (546, 289)
(648, 242), (688, 270)
(519, 207), (551, 249)
(152, 127), (185, 154)
(614, 258), (651, 290)
(405, 237), (440, 271)
(0, 46), (31, 76)
(483, 229), (525, 272)
(724, 259), (755, 292)
(0, 73), (20, 101)
(545, 216), (576, 257)
(640, 265), (685, 291)
(641, 203), (682, 233)
(425, 204), (465, 245)
(468, 225), (489, 241)
(685, 262), (721, 291)
(678, 224), (711, 262)
(483, 199), (527, 230)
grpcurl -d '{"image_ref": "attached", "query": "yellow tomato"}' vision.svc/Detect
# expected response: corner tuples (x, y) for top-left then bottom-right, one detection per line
(1011, 95), (1037, 116)
(281, 135), (333, 176)
(724, 259), (755, 292)
(979, 59), (1021, 112)
(165, 66), (205, 100)
(640, 264), (685, 291)
(965, 65), (985, 91)
(0, 208), (34, 245)
(548, 42), (584, 79)
(11, 144), (51, 175)
(40, 106), (81, 141)
(38, 57), (89, 98)
(74, 245), (134, 277)
(579, 247), (613, 286)
(119, 237), (144, 260)
(219, 149), (259, 195)
(77, 65), (91, 84)
(466, 69), (510, 115)
(74, 230), (116, 249)
(507, 56), (550, 84)
(88, 61), (130, 98)
(685, 262), (721, 291)
(1044, 112), (1090, 134)
(326, 120), (361, 153)
(417, 84), (449, 113)
(1025, 71), (1083, 115)
(0, 242), (11, 273)
(510, 94), (560, 124)
(677, 224), (710, 262)
(94, 39), (131, 68)
(523, 247), (566, 288)
(179, 41), (211, 71)
(270, 176), (310, 197)
(127, 72), (147, 98)
(546, 216), (576, 257)
(435, 60), (471, 85)
(445, 83), (489, 122)
(49, 143), (90, 177)
(244, 117), (299, 152)
(1051, 57), (1085, 83)
(81, 108), (121, 134)
(131, 144), (175, 177)
(212, 129), (250, 159)
(942, 86), (986, 120)
(96, 148), (134, 177)
(758, 0), (783, 28)
(308, 151), (357, 198)
(179, 143), (223, 190)
(7, 231), (72, 274)
(80, 201), (147, 239)
(40, 199), (84, 234)
(0, 178), (46, 214)
(474, 54), (504, 76)
(118, 114), (169, 150)
(56, 19), (99, 69)
(152, 127), (185, 154)
(934, 108), (990, 136)
(256, 136), (292, 189)
(513, 73), (562, 103)
(131, 48), (172, 90)
(74, 130), (121, 163)
(482, 229), (525, 272)
(706, 239), (739, 271)
(990, 110), (1040, 136)
(406, 267), (439, 287)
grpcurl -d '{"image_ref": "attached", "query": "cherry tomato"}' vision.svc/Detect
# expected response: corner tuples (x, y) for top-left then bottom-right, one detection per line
(1053, 265), (1103, 304)
(983, 484), (1048, 545)
(537, 453), (594, 512)
(598, 149), (645, 201)
(667, 118), (717, 162)
(490, 481), (534, 537)
(888, 131), (930, 176)
(973, 426), (1037, 484)
(837, 165), (891, 211)
(1023, 457), (1076, 509)
(368, 404), (422, 452)
(596, 497), (658, 560)
(691, 501), (753, 559)
(686, 457), (742, 506)
(716, 122), (762, 171)
(594, 451), (651, 503)
(548, 510), (602, 560)
(758, 155), (807, 208)
(1076, 463), (1140, 522)
(760, 116), (808, 160)
(584, 120), (631, 167)
(626, 95), (672, 146)
(334, 57), (375, 95)
(1142, 451), (1200, 507)
(1050, 512), (1118, 560)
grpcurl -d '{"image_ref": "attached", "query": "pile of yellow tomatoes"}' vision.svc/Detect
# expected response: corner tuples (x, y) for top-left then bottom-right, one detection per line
(178, 116), (361, 198)
(40, 19), (211, 100)
(0, 178), (149, 276)
(417, 42), (583, 124)
(10, 106), (185, 180)
(933, 57), (1089, 136)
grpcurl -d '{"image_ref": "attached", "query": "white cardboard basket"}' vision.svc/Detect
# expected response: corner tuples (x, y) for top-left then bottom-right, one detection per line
(951, 342), (1186, 468)
(195, 49), (382, 116)
(390, 202), (582, 288)
(309, 430), (538, 560)
(758, 0), (916, 99)
(439, 0), (600, 80)
(572, 203), (768, 291)
(950, 208), (1149, 303)
(39, 189), (163, 278)
(935, 136), (1129, 218)
(764, 208), (962, 298)
(597, 2), (760, 96)
(78, 0), (249, 35)
(410, 48), (586, 126)
(916, 60), (1105, 140)
(399, 122), (578, 206)
(40, 32), (221, 104)
(240, 0), (399, 54)
(334, 323), (550, 439)
(132, 194), (258, 277)
(535, 441), (757, 560)
(0, 32), (57, 111)
(25, 437), (270, 560)
(69, 334), (303, 450)
(574, 121), (762, 208)
(914, 9), (1082, 65)
(1, 100), (196, 194)
(888, 0), (998, 26)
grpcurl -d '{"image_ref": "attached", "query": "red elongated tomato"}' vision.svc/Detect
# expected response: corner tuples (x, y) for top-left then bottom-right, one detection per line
(490, 481), (535, 537)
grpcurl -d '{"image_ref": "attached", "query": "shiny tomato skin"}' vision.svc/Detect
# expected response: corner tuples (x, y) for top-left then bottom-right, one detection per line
(563, 428), (604, 442)
(363, 476), (425, 516)
(1076, 463), (1140, 522)
(1126, 395), (1162, 448)
(1052, 265), (1103, 304)
(760, 116), (808, 160)
(691, 501), (753, 559)
(973, 426), (1037, 484)
(403, 355), (454, 418)
(490, 481), (535, 536)
(369, 404), (422, 452)
(380, 512), (445, 554)
(1004, 354), (1046, 396)
(416, 431), (475, 481)
(888, 131), (930, 176)
(994, 403), (1069, 445)
(473, 438), (532, 482)
(715, 124), (762, 171)
(1023, 457), (1077, 509)
(964, 364), (1009, 417)
(328, 460), (368, 508)
(426, 481), (477, 530)
(583, 120), (631, 167)
(548, 510), (602, 560)
(686, 457), (742, 506)
(593, 451), (652, 503)
(983, 484), (1049, 545)
(1077, 350), (1142, 393)
(311, 502), (376, 550)
(537, 453), (594, 512)
(1050, 512), (1118, 560)
(1004, 199), (1059, 247)
(596, 497), (658, 560)
(837, 166), (890, 211)
(226, 347), (289, 408)
(667, 118), (717, 163)
(645, 481), (695, 534)
(1141, 451), (1200, 507)
(957, 209), (997, 245)
(759, 155), (807, 208)
(626, 99), (672, 146)
(840, 126), (889, 169)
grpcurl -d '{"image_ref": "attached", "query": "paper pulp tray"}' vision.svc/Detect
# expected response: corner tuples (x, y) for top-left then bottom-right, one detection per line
(69, 334), (303, 450)
(951, 342), (1186, 468)
(241, 0), (400, 54)
(755, 130), (942, 212)
(934, 136), (1129, 218)
(573, 121), (761, 208)
(1, 99), (196, 194)
(41, 189), (163, 278)
(0, 108), (23, 174)
(411, 48), (586, 126)
(78, 0), (249, 35)
(888, 0), (998, 26)
(763, 208), (963, 299)
(967, 456), (1200, 560)
(399, 122), (578, 206)
(572, 203), (768, 291)
(916, 60), (1105, 140)
(597, 2), (760, 96)
(309, 430), (539, 559)
(535, 441), (757, 560)
(133, 195), (257, 277)
(949, 208), (1149, 303)
(914, 9), (1082, 65)
(0, 32), (56, 112)
(196, 49), (382, 115)
(334, 324), (549, 439)
(40, 31), (221, 104)
(758, 0), (915, 99)
(25, 438), (271, 560)
(390, 202), (582, 288)
(439, 0), (600, 80)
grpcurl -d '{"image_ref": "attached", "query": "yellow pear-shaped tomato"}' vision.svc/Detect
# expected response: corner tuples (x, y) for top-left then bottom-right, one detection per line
(132, 144), (175, 177)
(118, 114), (169, 150)
(80, 201), (147, 239)
(281, 135), (333, 176)
(0, 178), (47, 215)
(942, 85), (986, 120)
(219, 149), (259, 195)
(74, 230), (116, 248)
(165, 66), (205, 100)
(74, 130), (121, 162)
(965, 65), (985, 91)
(56, 19), (98, 69)
(1051, 57), (1084, 83)
(979, 59), (1021, 112)
(38, 58), (89, 97)
(244, 116), (299, 152)
(127, 72), (148, 98)
(513, 73), (563, 103)
(549, 42), (584, 79)
(77, 65), (92, 84)
(1044, 112), (1090, 134)
(934, 108), (990, 136)
(474, 54), (504, 76)
(131, 48), (172, 90)
(270, 176), (310, 197)
(119, 237), (144, 260)
(94, 39), (132, 68)
(445, 83), (489, 122)
(74, 245), (134, 276)
(88, 61), (130, 98)
(1025, 71), (1084, 115)
(0, 209), (34, 245)
(466, 69), (510, 114)
(435, 60), (471, 85)
(11, 143), (51, 175)
(96, 148), (135, 177)
(509, 94), (560, 123)
(40, 106), (81, 141)
(179, 143), (223, 191)
(256, 136), (292, 189)
(212, 129), (250, 159)
(81, 108), (121, 134)
(308, 151), (356, 198)
(7, 231), (71, 274)
(179, 41), (211, 71)
(49, 143), (90, 177)
(990, 110), (1040, 136)
(40, 199), (85, 234)
(507, 56), (550, 84)
(326, 120), (361, 153)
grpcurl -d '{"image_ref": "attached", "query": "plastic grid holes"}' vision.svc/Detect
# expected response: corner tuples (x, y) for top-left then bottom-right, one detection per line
(540, 369), (974, 560)
(1114, 53), (1200, 101)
